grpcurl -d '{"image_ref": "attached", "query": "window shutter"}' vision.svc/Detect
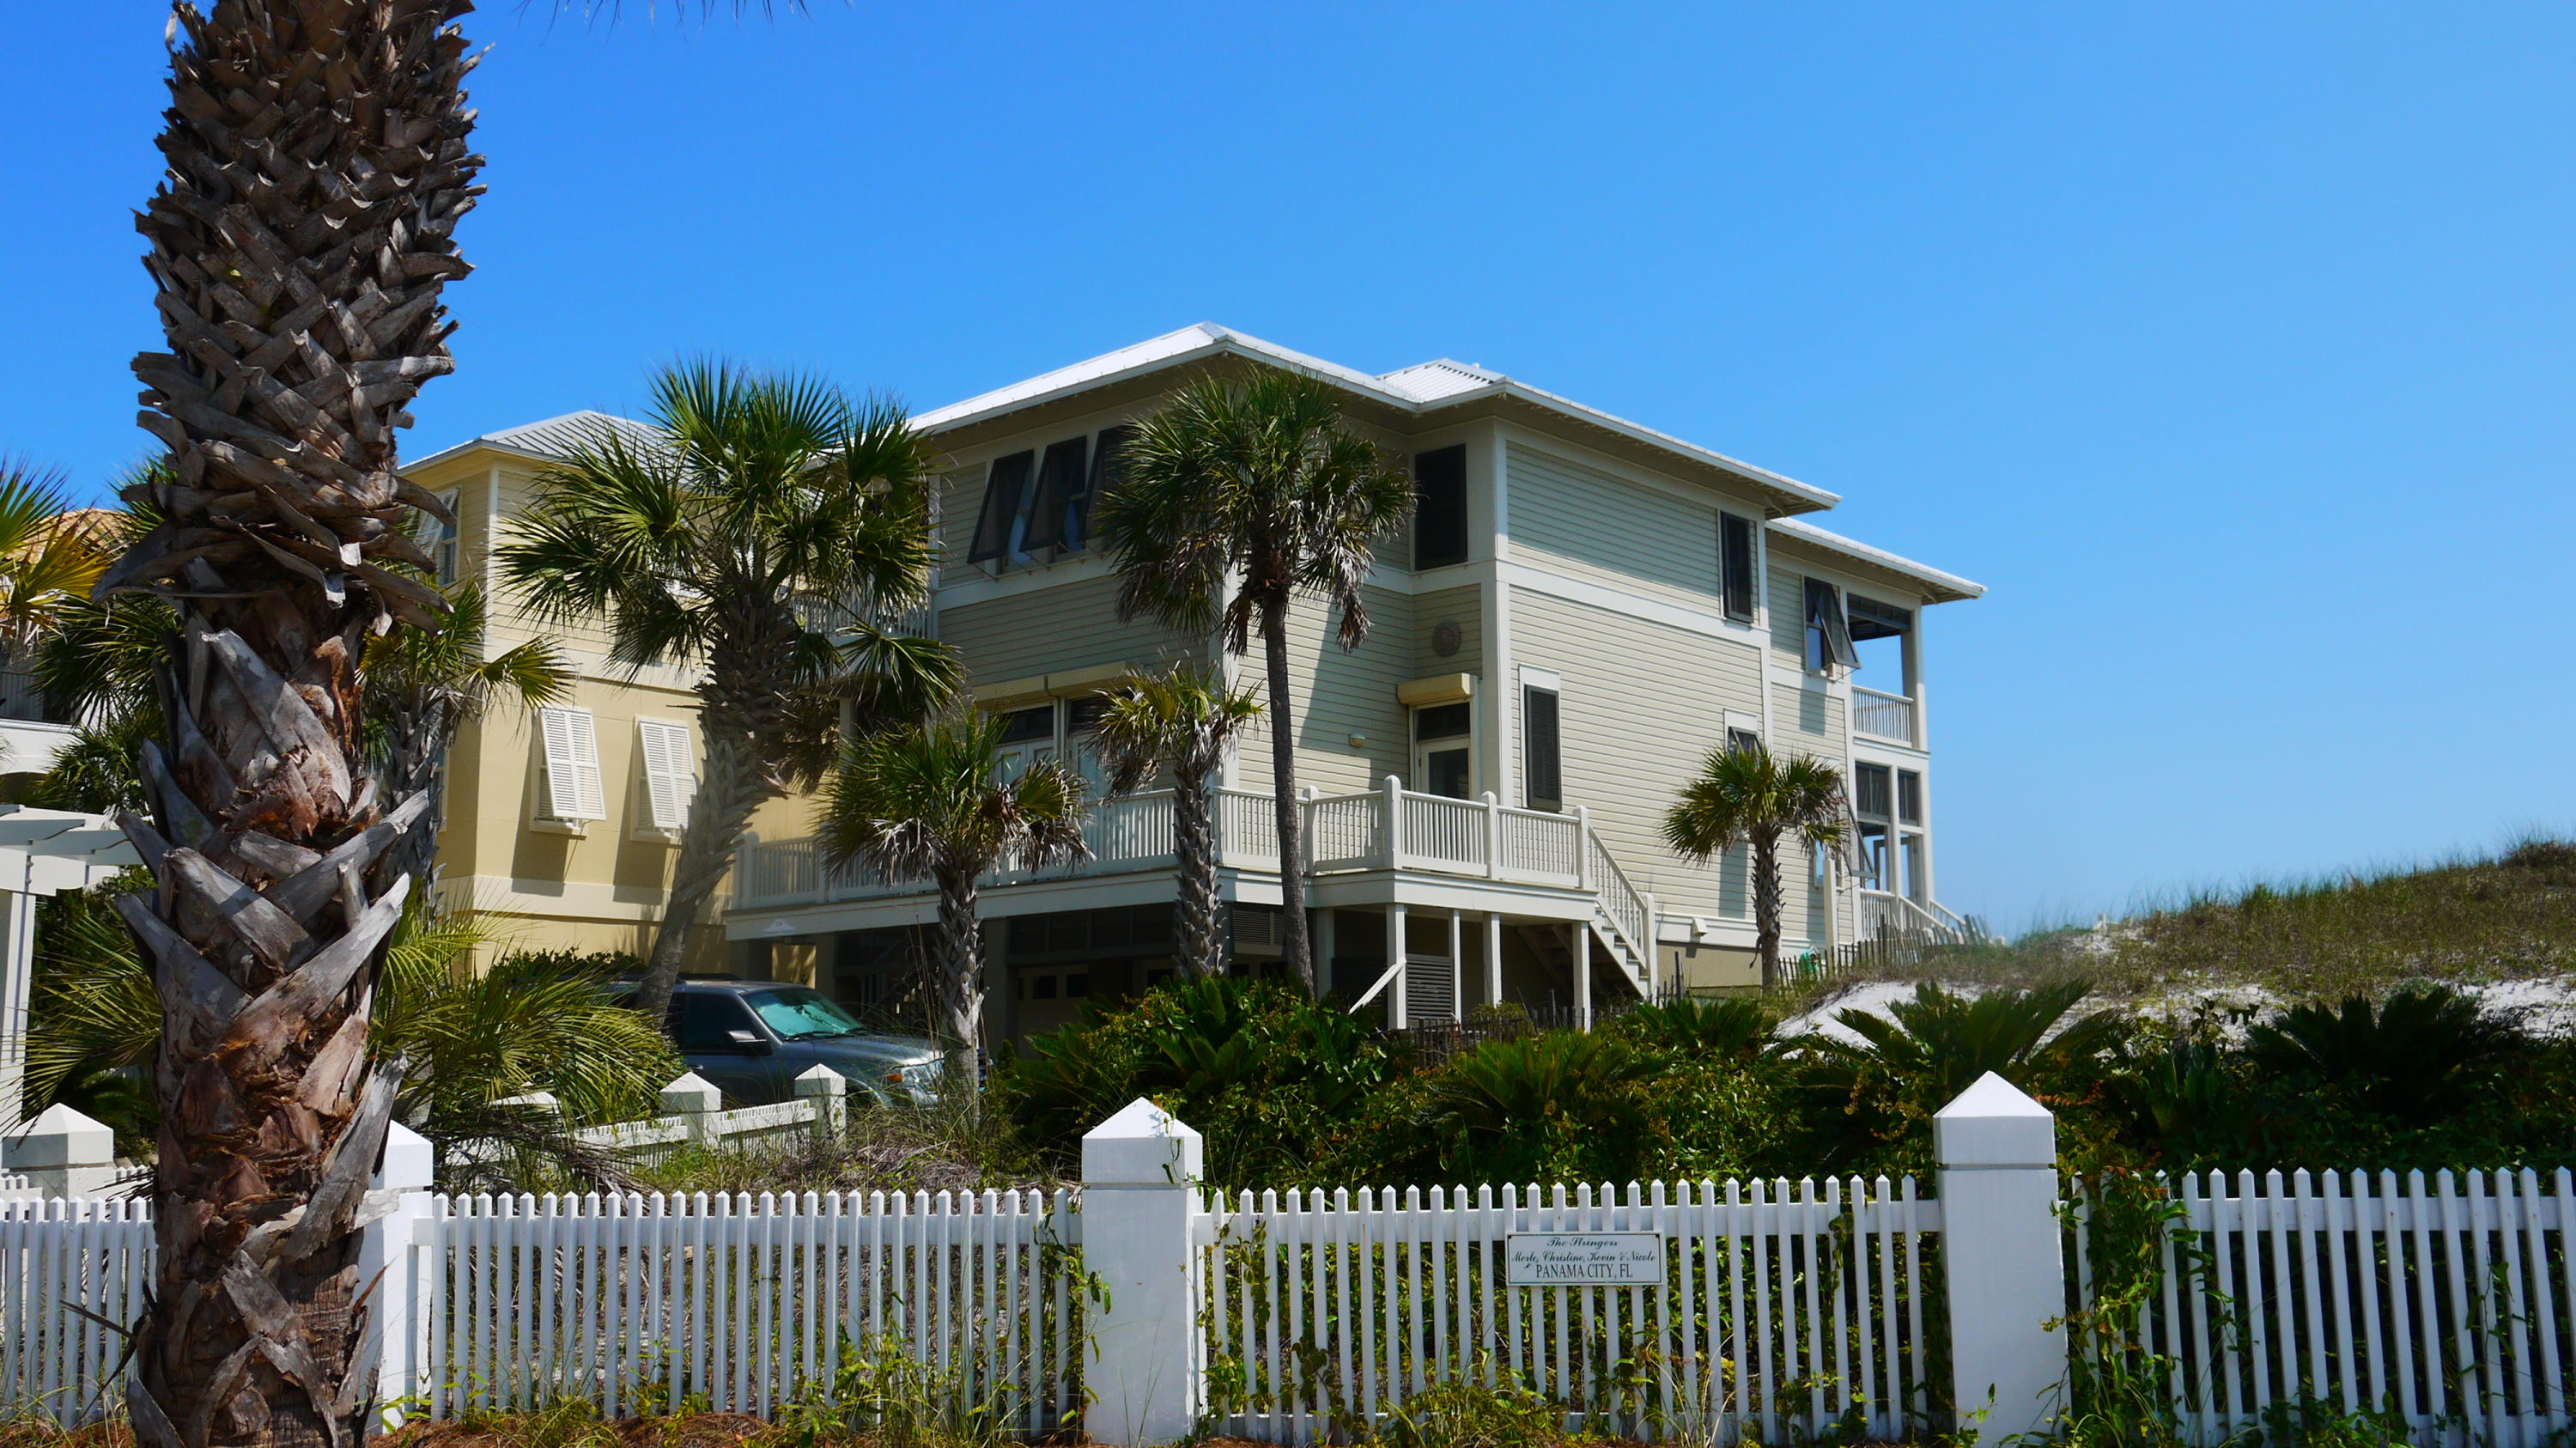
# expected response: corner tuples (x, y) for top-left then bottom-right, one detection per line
(1522, 687), (1562, 811)
(1413, 445), (1469, 570)
(1021, 437), (1089, 552)
(1719, 512), (1755, 622)
(967, 452), (1035, 563)
(637, 719), (696, 830)
(1075, 424), (1133, 551)
(538, 707), (606, 821)
(1805, 577), (1861, 671)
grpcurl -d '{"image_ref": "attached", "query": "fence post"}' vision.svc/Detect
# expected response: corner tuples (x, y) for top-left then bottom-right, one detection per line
(1081, 1098), (1206, 1446)
(1, 1102), (116, 1197)
(795, 1064), (848, 1141)
(362, 1122), (439, 1426)
(660, 1071), (725, 1147)
(1934, 1071), (2065, 1443)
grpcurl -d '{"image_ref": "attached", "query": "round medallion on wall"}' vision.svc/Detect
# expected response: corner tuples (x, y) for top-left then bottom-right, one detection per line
(1431, 619), (1463, 658)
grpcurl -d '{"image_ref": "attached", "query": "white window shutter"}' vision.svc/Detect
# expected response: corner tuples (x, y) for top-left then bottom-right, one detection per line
(539, 707), (606, 821)
(637, 720), (696, 831)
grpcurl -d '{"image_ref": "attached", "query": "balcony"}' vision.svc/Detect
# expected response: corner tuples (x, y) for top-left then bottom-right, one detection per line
(1850, 686), (1916, 745)
(732, 782), (1603, 911)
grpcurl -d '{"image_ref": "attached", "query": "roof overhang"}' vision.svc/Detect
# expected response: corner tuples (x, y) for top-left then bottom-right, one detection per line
(1769, 518), (1984, 604)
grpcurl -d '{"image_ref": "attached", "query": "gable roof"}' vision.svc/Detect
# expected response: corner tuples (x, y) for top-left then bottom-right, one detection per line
(404, 409), (659, 473)
(913, 324), (1840, 514)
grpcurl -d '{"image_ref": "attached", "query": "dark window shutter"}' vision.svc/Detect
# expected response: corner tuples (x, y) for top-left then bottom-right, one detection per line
(1523, 687), (1562, 810)
(1075, 423), (1133, 551)
(1022, 437), (1088, 552)
(1804, 576), (1860, 670)
(1414, 445), (1469, 569)
(1720, 513), (1756, 621)
(968, 451), (1035, 563)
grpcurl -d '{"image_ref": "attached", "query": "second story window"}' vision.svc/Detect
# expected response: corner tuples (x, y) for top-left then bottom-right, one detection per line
(967, 451), (1036, 564)
(1719, 512), (1756, 623)
(1019, 437), (1090, 553)
(969, 429), (1126, 567)
(1803, 577), (1858, 674)
(1522, 685), (1562, 812)
(1413, 445), (1468, 570)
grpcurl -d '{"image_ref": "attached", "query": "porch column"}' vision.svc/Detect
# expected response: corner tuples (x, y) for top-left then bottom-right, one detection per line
(1574, 922), (1592, 1031)
(1388, 903), (1408, 1031)
(1447, 910), (1463, 1023)
(1484, 913), (1504, 1007)
(0, 888), (33, 1131)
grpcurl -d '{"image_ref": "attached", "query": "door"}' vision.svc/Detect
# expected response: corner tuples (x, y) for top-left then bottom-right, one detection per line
(994, 703), (1058, 779)
(1411, 703), (1473, 799)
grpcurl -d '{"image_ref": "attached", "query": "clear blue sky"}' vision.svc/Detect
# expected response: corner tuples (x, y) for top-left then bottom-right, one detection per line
(9, 3), (2573, 930)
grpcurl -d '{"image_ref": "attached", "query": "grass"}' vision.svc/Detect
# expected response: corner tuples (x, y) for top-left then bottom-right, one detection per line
(1782, 835), (2576, 1017)
(631, 1094), (1063, 1198)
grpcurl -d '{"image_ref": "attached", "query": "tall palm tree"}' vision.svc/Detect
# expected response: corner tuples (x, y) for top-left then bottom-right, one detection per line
(362, 581), (571, 883)
(1662, 743), (1852, 989)
(115, 4), (483, 1443)
(497, 362), (955, 1025)
(1095, 372), (1413, 993)
(1083, 663), (1263, 979)
(820, 710), (1089, 1087)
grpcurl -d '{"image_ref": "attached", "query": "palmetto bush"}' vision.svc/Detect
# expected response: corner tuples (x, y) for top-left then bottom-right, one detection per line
(1414, 1031), (1662, 1188)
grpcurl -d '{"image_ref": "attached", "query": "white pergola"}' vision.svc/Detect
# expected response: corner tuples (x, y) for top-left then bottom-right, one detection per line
(0, 806), (141, 1132)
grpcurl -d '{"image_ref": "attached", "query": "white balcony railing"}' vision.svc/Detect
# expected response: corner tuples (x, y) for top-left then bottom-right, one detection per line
(1851, 686), (1915, 744)
(733, 780), (1604, 911)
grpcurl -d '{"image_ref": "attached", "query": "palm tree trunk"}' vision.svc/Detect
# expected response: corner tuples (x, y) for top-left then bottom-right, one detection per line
(118, 4), (481, 1445)
(1173, 764), (1218, 976)
(636, 726), (765, 1026)
(1259, 599), (1315, 991)
(1753, 829), (1784, 991)
(934, 866), (984, 1092)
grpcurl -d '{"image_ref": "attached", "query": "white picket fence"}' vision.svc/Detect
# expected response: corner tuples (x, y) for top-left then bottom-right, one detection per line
(425, 1189), (1084, 1427)
(0, 1197), (153, 1426)
(2073, 1168), (2576, 1448)
(1204, 1177), (1937, 1445)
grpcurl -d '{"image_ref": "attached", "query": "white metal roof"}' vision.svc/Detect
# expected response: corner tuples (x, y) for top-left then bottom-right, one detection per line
(404, 409), (659, 473)
(912, 323), (1842, 510)
(1770, 517), (1985, 602)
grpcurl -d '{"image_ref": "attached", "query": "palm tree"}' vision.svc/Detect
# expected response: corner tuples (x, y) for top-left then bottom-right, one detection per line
(0, 463), (111, 658)
(362, 581), (572, 883)
(821, 710), (1090, 1087)
(1083, 663), (1263, 978)
(1095, 372), (1413, 993)
(116, 4), (483, 1440)
(497, 362), (955, 1025)
(1662, 743), (1854, 989)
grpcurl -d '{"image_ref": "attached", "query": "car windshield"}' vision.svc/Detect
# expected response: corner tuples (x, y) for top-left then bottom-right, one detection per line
(745, 988), (867, 1041)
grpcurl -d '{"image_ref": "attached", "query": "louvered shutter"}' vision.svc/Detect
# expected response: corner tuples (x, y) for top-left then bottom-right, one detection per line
(967, 452), (1035, 563)
(538, 707), (607, 821)
(637, 719), (697, 830)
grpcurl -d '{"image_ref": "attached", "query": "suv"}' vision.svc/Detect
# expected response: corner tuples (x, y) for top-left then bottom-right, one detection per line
(639, 978), (946, 1108)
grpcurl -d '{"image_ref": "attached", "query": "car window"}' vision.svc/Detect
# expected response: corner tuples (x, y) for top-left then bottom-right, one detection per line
(671, 992), (758, 1050)
(745, 989), (865, 1041)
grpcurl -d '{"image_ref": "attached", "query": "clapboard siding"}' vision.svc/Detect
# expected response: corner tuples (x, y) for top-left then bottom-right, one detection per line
(1772, 680), (1846, 756)
(1231, 586), (1413, 800)
(1508, 592), (1766, 919)
(1506, 443), (1727, 611)
(1409, 586), (1484, 678)
(1768, 554), (1809, 663)
(939, 575), (1190, 687)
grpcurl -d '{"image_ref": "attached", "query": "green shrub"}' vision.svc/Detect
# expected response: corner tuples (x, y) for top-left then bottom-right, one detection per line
(1414, 1031), (1660, 1186)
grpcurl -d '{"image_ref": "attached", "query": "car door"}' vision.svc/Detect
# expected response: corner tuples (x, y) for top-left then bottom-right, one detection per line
(669, 992), (785, 1104)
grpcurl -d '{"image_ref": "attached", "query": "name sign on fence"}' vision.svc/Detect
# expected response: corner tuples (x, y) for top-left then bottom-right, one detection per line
(1503, 1231), (1664, 1286)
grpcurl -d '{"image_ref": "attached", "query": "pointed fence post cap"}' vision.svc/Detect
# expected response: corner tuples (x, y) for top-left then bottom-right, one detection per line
(0, 1103), (114, 1170)
(793, 1064), (849, 1097)
(376, 1121), (435, 1190)
(1933, 1070), (2056, 1169)
(659, 1071), (723, 1115)
(1081, 1098), (1204, 1185)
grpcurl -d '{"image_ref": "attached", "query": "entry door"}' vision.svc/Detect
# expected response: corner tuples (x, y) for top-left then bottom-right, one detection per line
(994, 703), (1057, 779)
(1411, 703), (1473, 799)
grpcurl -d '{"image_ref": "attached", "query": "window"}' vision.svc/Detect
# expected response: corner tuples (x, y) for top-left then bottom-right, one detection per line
(1727, 726), (1764, 757)
(1522, 686), (1562, 811)
(1080, 424), (1133, 552)
(1852, 763), (1893, 894)
(1413, 445), (1469, 569)
(537, 707), (606, 821)
(744, 988), (865, 1041)
(1021, 436), (1090, 552)
(670, 993), (760, 1052)
(635, 719), (696, 831)
(1719, 512), (1756, 623)
(1413, 703), (1473, 799)
(1898, 769), (1923, 826)
(998, 706), (1055, 745)
(1803, 577), (1859, 673)
(966, 451), (1036, 563)
(423, 490), (461, 586)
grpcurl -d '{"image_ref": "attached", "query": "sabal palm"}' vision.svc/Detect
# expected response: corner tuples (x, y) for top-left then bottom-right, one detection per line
(1084, 663), (1263, 978)
(499, 362), (955, 1024)
(1096, 372), (1413, 991)
(822, 710), (1090, 1086)
(118, 3), (483, 1440)
(1662, 744), (1852, 989)
(0, 464), (110, 657)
